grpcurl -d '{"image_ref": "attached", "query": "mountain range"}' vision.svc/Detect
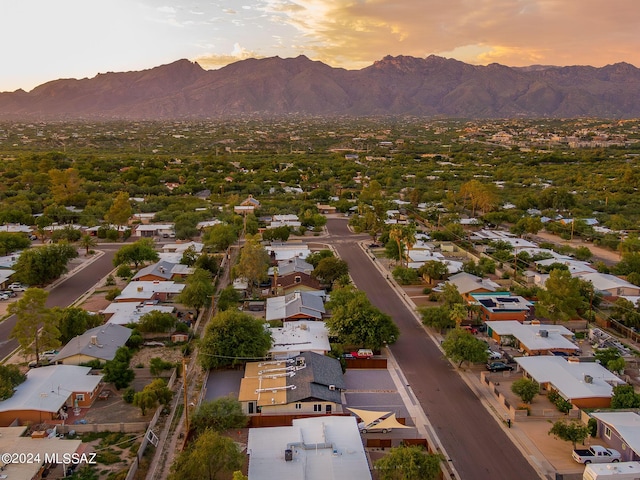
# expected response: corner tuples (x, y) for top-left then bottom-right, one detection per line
(1, 55), (640, 119)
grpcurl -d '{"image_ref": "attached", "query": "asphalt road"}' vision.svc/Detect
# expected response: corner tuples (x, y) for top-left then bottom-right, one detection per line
(325, 218), (540, 480)
(0, 246), (118, 361)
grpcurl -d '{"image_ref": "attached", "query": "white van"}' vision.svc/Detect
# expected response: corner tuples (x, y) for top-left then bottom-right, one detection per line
(584, 462), (640, 480)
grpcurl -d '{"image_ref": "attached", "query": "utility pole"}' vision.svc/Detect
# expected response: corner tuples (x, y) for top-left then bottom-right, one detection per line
(182, 357), (189, 435)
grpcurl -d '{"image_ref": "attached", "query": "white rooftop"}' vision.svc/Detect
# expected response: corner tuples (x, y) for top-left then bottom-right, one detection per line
(515, 356), (624, 400)
(485, 321), (579, 352)
(269, 321), (330, 357)
(247, 416), (371, 480)
(102, 302), (175, 325)
(116, 281), (184, 300)
(0, 365), (102, 414)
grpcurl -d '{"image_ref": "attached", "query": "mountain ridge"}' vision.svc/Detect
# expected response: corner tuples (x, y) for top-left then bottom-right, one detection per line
(1, 55), (639, 119)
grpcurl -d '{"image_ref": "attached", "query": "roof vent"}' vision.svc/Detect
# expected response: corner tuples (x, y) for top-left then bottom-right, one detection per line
(584, 374), (593, 384)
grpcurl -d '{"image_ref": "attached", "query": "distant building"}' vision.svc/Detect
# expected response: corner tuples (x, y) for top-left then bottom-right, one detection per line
(53, 324), (132, 365)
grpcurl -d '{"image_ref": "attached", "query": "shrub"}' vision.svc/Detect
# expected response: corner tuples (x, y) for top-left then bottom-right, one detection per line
(588, 417), (598, 437)
(105, 275), (116, 286)
(422, 287), (433, 295)
(105, 288), (121, 301)
(123, 388), (135, 404)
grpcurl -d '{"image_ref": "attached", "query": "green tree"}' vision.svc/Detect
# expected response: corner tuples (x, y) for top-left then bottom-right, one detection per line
(419, 306), (456, 332)
(418, 260), (449, 284)
(374, 445), (443, 480)
(611, 385), (640, 409)
(138, 311), (177, 333)
(149, 357), (175, 376)
(178, 268), (215, 317)
(325, 287), (399, 350)
(112, 238), (159, 270)
(199, 311), (272, 369)
(312, 257), (349, 287)
(105, 191), (132, 234)
(13, 242), (79, 286)
(103, 346), (134, 390)
(53, 307), (102, 344)
(180, 246), (199, 266)
(0, 232), (31, 255)
(511, 378), (540, 404)
(168, 429), (243, 480)
(132, 389), (157, 416)
(0, 364), (26, 400)
(203, 224), (238, 252)
(535, 269), (585, 323)
(233, 235), (270, 294)
(441, 328), (488, 367)
(216, 285), (241, 312)
(191, 397), (248, 436)
(78, 234), (98, 255)
(441, 283), (464, 308)
(9, 288), (60, 362)
(306, 249), (334, 268)
(548, 420), (590, 449)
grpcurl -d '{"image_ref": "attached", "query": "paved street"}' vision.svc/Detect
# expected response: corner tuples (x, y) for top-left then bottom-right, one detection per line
(324, 217), (541, 480)
(0, 246), (118, 361)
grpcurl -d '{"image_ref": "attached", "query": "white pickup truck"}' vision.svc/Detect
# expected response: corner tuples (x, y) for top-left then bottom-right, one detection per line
(572, 445), (622, 464)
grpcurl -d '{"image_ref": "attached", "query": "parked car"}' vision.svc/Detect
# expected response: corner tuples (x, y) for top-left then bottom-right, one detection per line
(350, 349), (374, 359)
(358, 418), (392, 434)
(461, 325), (478, 334)
(39, 350), (59, 360)
(8, 283), (27, 292)
(0, 290), (17, 297)
(572, 445), (621, 464)
(0, 293), (10, 301)
(487, 349), (502, 360)
(486, 361), (513, 372)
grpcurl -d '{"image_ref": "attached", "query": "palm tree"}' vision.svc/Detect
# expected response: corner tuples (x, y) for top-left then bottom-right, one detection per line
(389, 226), (404, 267)
(78, 234), (97, 255)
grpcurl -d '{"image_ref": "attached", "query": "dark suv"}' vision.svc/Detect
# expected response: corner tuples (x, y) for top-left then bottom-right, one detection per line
(486, 361), (513, 372)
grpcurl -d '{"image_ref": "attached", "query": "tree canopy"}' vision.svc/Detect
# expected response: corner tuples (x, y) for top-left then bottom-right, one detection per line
(13, 243), (78, 286)
(169, 429), (243, 480)
(199, 310), (272, 369)
(112, 238), (159, 269)
(325, 286), (399, 350)
(190, 397), (248, 436)
(9, 288), (60, 362)
(441, 328), (488, 367)
(374, 445), (443, 480)
(535, 269), (586, 323)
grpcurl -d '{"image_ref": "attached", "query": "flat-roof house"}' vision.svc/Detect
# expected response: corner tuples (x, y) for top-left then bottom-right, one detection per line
(114, 281), (184, 303)
(577, 272), (640, 298)
(0, 365), (103, 426)
(0, 426), (83, 479)
(590, 412), (640, 462)
(133, 223), (175, 238)
(266, 291), (326, 322)
(485, 321), (579, 356)
(238, 352), (345, 415)
(470, 292), (533, 323)
(102, 302), (175, 325)
(266, 243), (311, 262)
(247, 416), (371, 480)
(52, 324), (132, 365)
(269, 321), (331, 359)
(515, 356), (625, 409)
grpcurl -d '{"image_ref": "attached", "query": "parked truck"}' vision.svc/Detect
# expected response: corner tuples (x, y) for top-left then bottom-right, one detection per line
(573, 445), (622, 464)
(584, 461), (640, 480)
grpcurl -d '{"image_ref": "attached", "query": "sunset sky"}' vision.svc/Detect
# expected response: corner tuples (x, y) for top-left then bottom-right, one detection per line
(2, 0), (639, 92)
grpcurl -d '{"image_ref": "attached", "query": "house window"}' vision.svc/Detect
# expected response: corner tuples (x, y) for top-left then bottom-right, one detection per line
(76, 394), (85, 402)
(326, 405), (332, 414)
(295, 403), (302, 410)
(604, 426), (612, 439)
(313, 404), (322, 412)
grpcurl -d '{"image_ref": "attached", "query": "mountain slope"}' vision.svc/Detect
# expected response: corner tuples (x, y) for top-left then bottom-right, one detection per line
(1, 55), (639, 119)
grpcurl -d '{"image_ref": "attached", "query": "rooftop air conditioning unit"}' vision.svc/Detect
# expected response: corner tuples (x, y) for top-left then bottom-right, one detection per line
(539, 330), (549, 337)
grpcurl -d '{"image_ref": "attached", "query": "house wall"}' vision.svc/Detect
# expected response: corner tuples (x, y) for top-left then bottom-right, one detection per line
(74, 385), (100, 408)
(595, 420), (640, 462)
(58, 354), (103, 366)
(0, 409), (58, 426)
(571, 397), (611, 409)
(243, 401), (338, 415)
(136, 274), (167, 282)
(481, 309), (527, 323)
